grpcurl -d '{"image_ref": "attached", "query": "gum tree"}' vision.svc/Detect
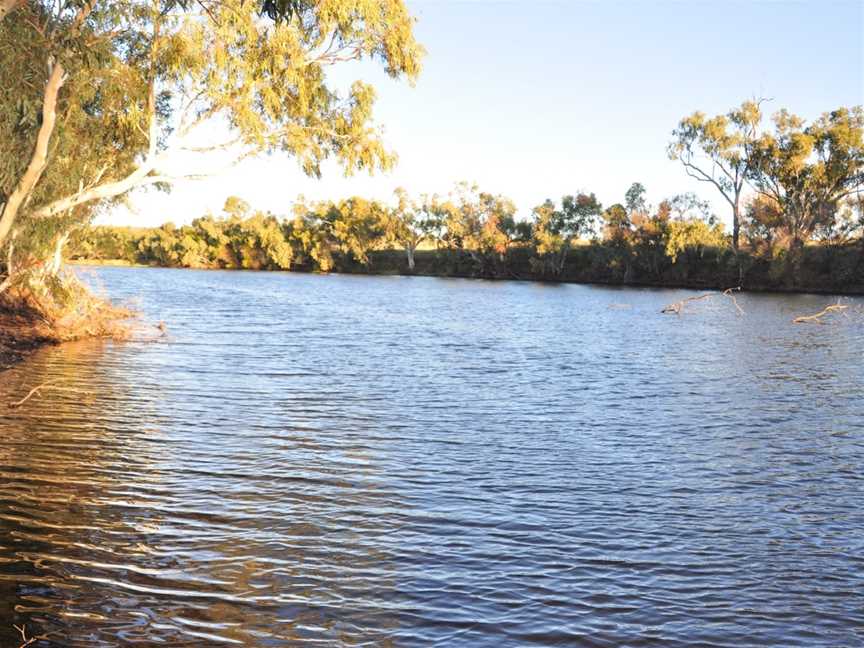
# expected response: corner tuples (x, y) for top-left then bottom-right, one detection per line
(748, 107), (864, 249)
(387, 188), (436, 271)
(668, 101), (763, 251)
(531, 193), (602, 277)
(0, 0), (422, 300)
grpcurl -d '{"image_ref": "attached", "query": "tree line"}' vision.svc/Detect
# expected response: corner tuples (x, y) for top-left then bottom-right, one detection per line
(70, 174), (864, 291)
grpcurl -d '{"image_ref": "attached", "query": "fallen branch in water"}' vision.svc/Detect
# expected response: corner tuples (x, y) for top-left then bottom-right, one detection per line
(661, 292), (713, 314)
(8, 378), (84, 409)
(661, 287), (744, 316)
(14, 624), (55, 647)
(723, 287), (745, 316)
(792, 302), (849, 324)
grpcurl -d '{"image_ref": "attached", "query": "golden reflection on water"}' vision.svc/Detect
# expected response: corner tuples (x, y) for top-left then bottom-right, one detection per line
(0, 337), (402, 646)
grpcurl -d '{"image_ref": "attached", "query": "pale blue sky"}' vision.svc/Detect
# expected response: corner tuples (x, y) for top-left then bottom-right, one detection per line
(106, 0), (864, 229)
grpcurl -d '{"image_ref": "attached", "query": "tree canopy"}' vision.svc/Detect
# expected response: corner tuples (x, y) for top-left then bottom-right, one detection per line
(668, 101), (763, 250)
(0, 0), (423, 301)
(748, 107), (864, 247)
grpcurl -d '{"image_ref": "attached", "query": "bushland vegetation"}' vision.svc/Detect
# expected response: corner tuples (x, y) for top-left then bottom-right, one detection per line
(70, 173), (864, 293)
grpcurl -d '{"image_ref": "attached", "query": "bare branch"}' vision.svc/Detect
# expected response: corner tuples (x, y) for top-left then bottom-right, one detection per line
(661, 287), (744, 316)
(792, 302), (849, 324)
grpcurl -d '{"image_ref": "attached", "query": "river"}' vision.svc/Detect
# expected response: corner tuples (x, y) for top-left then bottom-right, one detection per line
(0, 267), (862, 646)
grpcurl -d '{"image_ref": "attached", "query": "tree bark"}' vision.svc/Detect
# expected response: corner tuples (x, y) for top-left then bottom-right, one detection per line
(0, 61), (65, 251)
(45, 232), (69, 276)
(406, 246), (415, 271)
(731, 203), (740, 252)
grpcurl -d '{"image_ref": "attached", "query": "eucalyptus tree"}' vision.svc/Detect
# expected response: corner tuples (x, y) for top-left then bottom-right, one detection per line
(437, 183), (516, 271)
(664, 217), (725, 264)
(475, 191), (517, 261)
(224, 212), (293, 269)
(668, 192), (713, 221)
(668, 101), (763, 250)
(0, 0), (422, 298)
(531, 192), (602, 276)
(287, 199), (337, 272)
(624, 182), (647, 217)
(331, 197), (389, 266)
(388, 188), (433, 271)
(747, 106), (864, 248)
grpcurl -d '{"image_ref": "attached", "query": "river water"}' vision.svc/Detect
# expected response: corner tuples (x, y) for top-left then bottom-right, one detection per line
(0, 267), (862, 647)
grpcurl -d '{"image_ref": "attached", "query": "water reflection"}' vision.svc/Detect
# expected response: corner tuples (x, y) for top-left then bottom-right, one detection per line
(0, 268), (862, 646)
(1, 335), (405, 646)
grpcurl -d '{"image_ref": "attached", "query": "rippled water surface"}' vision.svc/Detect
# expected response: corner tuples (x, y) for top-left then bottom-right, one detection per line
(1, 267), (863, 647)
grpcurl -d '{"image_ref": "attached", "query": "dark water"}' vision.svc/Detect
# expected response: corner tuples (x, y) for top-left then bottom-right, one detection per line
(1, 267), (863, 647)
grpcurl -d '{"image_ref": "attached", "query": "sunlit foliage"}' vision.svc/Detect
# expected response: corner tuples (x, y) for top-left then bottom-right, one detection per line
(531, 193), (602, 276)
(0, 0), (423, 306)
(748, 107), (864, 248)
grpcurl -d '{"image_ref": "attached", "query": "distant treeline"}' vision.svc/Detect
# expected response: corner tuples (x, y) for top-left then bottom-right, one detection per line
(69, 182), (864, 293)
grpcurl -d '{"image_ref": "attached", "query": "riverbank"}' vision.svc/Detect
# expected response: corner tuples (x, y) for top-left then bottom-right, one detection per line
(0, 289), (134, 371)
(70, 242), (864, 296)
(0, 307), (59, 370)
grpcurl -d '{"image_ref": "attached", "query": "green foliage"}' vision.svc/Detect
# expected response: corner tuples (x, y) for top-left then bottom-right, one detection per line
(748, 107), (864, 247)
(665, 218), (726, 263)
(225, 213), (293, 270)
(0, 0), (424, 294)
(668, 100), (763, 248)
(531, 193), (601, 276)
(67, 181), (864, 293)
(624, 183), (647, 215)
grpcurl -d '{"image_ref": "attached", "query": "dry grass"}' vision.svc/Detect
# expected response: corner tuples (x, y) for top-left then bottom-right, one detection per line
(1, 273), (135, 369)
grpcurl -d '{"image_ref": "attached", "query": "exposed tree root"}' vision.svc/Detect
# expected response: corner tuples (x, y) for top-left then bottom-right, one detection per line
(661, 287), (744, 316)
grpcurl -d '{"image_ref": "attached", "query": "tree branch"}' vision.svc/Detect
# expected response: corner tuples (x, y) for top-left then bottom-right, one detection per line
(680, 160), (736, 209)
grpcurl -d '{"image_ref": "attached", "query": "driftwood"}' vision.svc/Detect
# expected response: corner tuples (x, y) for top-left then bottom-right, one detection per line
(14, 624), (54, 647)
(8, 379), (85, 409)
(661, 287), (743, 316)
(792, 303), (850, 324)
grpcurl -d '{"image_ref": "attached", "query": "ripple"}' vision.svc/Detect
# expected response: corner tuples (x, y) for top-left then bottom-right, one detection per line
(0, 269), (862, 646)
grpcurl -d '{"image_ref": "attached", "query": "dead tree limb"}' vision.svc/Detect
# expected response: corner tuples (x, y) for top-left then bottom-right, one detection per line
(662, 287), (744, 316)
(661, 292), (713, 314)
(723, 287), (744, 316)
(7, 379), (83, 409)
(14, 624), (54, 647)
(792, 303), (849, 324)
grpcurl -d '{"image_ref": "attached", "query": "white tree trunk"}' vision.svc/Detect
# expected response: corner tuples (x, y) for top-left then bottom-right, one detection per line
(0, 61), (65, 250)
(45, 232), (69, 277)
(406, 246), (415, 271)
